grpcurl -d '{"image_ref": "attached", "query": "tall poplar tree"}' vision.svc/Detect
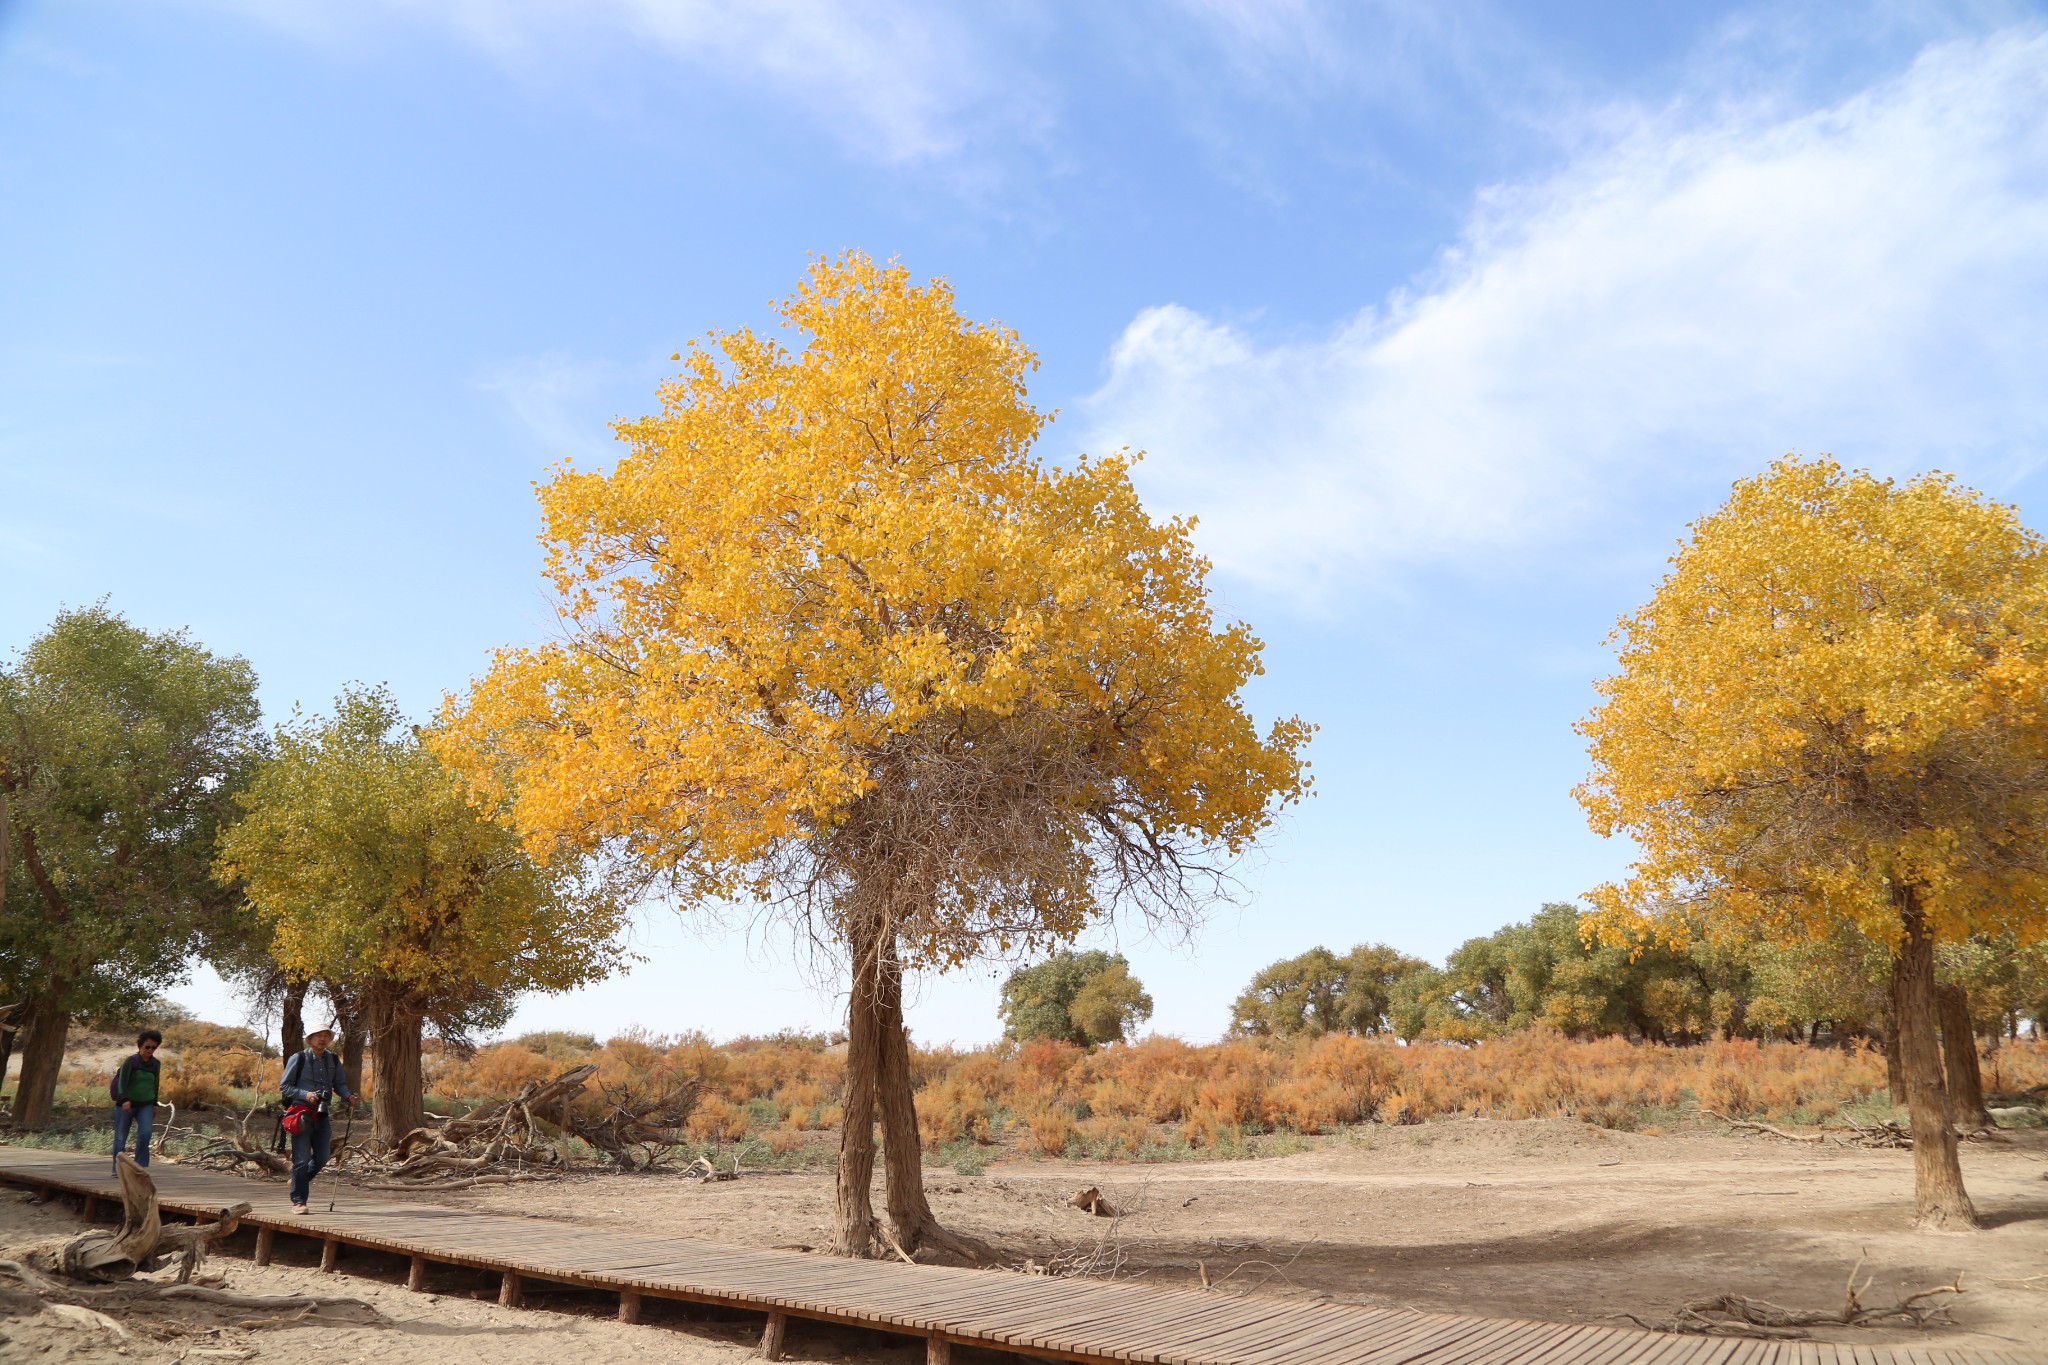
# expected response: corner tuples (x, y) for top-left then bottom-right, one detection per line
(1577, 456), (2048, 1229)
(0, 605), (261, 1128)
(438, 254), (1310, 1259)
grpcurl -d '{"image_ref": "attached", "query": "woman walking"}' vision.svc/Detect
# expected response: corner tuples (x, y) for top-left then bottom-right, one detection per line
(109, 1029), (162, 1171)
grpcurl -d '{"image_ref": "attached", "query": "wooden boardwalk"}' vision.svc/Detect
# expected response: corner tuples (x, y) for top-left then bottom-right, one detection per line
(0, 1145), (2032, 1365)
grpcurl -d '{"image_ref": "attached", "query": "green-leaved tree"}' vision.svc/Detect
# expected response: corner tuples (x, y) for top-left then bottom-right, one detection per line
(0, 605), (261, 1127)
(215, 687), (629, 1142)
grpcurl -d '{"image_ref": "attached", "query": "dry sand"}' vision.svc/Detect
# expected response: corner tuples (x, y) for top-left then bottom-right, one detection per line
(5, 1118), (2046, 1361)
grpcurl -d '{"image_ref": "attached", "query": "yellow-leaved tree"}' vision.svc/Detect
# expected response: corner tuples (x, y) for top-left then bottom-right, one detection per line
(437, 254), (1311, 1259)
(1577, 456), (2048, 1229)
(217, 686), (629, 1143)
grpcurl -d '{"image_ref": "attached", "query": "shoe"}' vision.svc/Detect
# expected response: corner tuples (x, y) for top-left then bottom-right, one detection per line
(293, 1203), (310, 1215)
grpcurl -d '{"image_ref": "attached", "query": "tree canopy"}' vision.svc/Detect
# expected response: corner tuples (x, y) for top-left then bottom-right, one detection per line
(1576, 455), (2048, 1228)
(999, 950), (1153, 1048)
(0, 604), (261, 1127)
(216, 686), (627, 1141)
(437, 254), (1310, 1258)
(1229, 943), (1430, 1038)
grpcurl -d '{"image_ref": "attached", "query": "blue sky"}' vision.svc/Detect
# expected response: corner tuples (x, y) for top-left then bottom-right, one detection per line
(5, 1), (2047, 1047)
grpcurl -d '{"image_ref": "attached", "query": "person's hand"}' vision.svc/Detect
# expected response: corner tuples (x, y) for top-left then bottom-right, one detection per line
(120, 1100), (132, 1112)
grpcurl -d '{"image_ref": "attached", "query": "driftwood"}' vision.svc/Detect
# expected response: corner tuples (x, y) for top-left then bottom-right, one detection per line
(1068, 1186), (1119, 1217)
(1, 1156), (248, 1286)
(1623, 1255), (1965, 1339)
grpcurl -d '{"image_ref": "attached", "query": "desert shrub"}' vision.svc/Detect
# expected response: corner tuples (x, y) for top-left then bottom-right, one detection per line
(164, 1020), (274, 1056)
(162, 1067), (233, 1110)
(511, 1031), (599, 1062)
(400, 1016), (1919, 1157)
(685, 1094), (750, 1142)
(436, 1043), (558, 1099)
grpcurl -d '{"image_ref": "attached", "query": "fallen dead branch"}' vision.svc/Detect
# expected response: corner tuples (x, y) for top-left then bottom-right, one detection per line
(350, 1063), (706, 1185)
(1834, 1117), (1912, 1149)
(190, 1104), (291, 1177)
(1696, 1110), (1826, 1144)
(1622, 1255), (1965, 1339)
(565, 1074), (704, 1170)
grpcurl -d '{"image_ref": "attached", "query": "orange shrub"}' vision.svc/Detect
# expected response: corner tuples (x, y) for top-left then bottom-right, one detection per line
(686, 1094), (750, 1142)
(409, 1019), (1919, 1154)
(435, 1043), (557, 1100)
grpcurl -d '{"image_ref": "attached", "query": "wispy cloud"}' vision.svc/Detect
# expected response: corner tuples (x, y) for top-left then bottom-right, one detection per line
(204, 0), (1043, 168)
(479, 352), (634, 467)
(1080, 27), (2048, 600)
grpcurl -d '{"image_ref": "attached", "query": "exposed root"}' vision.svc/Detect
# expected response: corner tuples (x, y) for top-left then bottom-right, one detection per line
(900, 1215), (1001, 1267)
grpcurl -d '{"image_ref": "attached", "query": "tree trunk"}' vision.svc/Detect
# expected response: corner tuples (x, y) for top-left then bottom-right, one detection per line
(872, 934), (996, 1264)
(876, 937), (936, 1251)
(1883, 975), (1907, 1106)
(1892, 887), (1978, 1230)
(0, 1017), (15, 1112)
(367, 987), (426, 1145)
(1936, 983), (1992, 1130)
(337, 1003), (365, 1100)
(834, 915), (884, 1258)
(12, 997), (70, 1130)
(280, 978), (308, 1060)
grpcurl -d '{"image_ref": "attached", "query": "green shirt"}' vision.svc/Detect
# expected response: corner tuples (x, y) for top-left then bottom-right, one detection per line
(114, 1053), (159, 1106)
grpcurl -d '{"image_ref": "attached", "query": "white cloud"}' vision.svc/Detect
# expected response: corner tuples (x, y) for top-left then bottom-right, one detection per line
(207, 0), (1030, 166)
(1081, 28), (2048, 599)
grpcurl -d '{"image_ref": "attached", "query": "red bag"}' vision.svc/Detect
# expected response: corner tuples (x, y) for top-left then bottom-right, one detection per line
(280, 1102), (317, 1136)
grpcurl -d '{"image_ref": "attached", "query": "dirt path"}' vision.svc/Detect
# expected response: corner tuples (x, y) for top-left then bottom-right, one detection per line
(442, 1118), (2048, 1355)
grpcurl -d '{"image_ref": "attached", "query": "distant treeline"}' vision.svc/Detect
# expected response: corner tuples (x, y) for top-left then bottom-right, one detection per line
(1230, 904), (2048, 1046)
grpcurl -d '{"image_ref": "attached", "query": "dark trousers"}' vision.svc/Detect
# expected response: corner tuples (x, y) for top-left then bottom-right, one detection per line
(112, 1103), (155, 1170)
(289, 1115), (332, 1205)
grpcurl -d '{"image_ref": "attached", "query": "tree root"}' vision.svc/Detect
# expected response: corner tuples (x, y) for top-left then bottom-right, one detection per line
(1623, 1255), (1965, 1339)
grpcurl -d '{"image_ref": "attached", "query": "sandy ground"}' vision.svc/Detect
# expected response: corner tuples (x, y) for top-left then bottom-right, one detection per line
(6, 1118), (2047, 1362)
(444, 1119), (2048, 1355)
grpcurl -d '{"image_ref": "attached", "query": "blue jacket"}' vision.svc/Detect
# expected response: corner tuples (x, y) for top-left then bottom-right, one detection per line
(279, 1048), (352, 1108)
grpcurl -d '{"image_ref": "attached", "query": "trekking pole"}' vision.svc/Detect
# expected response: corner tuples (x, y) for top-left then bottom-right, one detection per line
(327, 1097), (357, 1214)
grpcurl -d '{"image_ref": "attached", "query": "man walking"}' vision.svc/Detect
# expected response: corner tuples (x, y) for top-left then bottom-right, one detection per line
(279, 1023), (352, 1213)
(110, 1029), (163, 1172)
